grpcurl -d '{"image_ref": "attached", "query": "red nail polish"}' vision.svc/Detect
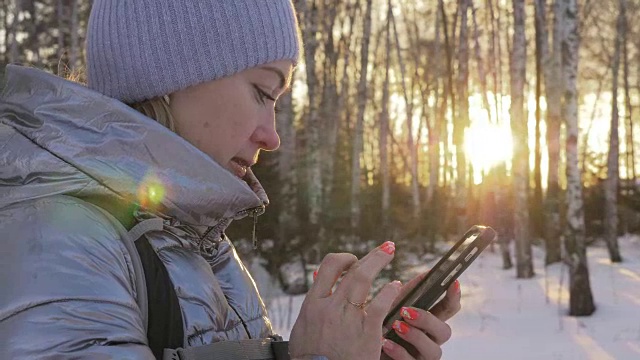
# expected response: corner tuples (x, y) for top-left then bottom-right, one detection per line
(381, 241), (395, 255)
(313, 270), (318, 281)
(393, 320), (410, 335)
(400, 307), (419, 320)
(454, 279), (461, 293)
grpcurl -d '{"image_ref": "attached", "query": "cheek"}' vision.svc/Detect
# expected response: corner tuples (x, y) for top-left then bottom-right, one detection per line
(171, 83), (262, 163)
(197, 100), (259, 159)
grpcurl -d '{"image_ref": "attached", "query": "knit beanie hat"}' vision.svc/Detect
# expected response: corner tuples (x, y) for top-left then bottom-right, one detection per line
(86, 0), (302, 104)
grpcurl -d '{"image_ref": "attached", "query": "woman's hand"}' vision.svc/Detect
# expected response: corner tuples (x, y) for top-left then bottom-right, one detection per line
(288, 241), (402, 360)
(381, 273), (462, 360)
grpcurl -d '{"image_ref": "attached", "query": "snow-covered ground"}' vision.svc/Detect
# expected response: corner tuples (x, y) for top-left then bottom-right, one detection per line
(250, 235), (640, 359)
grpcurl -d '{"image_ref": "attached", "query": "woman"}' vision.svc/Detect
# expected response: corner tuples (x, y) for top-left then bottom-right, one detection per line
(0, 1), (461, 359)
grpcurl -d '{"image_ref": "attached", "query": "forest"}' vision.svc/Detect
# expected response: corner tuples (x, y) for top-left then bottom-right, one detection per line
(2, 0), (638, 317)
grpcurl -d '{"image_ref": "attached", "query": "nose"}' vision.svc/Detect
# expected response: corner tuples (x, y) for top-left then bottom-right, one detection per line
(250, 116), (280, 151)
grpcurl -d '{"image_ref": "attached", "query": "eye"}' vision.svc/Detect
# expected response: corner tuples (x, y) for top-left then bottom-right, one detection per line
(253, 85), (276, 105)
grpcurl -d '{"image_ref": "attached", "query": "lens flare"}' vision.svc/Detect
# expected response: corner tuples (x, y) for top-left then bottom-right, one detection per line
(136, 173), (166, 208)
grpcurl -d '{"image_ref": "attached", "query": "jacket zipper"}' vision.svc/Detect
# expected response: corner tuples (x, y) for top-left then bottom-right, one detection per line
(200, 205), (265, 249)
(235, 206), (265, 250)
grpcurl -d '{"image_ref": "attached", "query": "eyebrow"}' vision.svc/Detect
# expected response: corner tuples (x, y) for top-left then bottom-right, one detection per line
(259, 66), (291, 91)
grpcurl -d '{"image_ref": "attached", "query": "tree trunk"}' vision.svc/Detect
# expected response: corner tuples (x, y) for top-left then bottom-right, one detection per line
(439, 0), (455, 223)
(532, 0), (545, 240)
(562, 0), (596, 316)
(70, 0), (79, 70)
(510, 0), (534, 279)
(604, 0), (624, 263)
(470, 2), (492, 123)
(277, 86), (298, 251)
(390, 4), (420, 222)
(27, 0), (40, 67)
(298, 0), (323, 242)
(350, 0), (373, 233)
(455, 0), (470, 234)
(319, 0), (340, 220)
(380, 0), (392, 238)
(427, 3), (442, 206)
(622, 2), (635, 191)
(492, 0), (506, 120)
(8, 0), (21, 63)
(57, 0), (66, 73)
(540, 0), (563, 265)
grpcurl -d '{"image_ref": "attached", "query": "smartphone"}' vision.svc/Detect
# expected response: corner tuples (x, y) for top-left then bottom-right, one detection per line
(382, 225), (497, 353)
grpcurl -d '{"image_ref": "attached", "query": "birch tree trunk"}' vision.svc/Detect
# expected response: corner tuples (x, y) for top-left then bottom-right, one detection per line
(70, 0), (79, 70)
(319, 0), (339, 218)
(1, 0), (6, 68)
(533, 0), (545, 240)
(470, 2), (492, 122)
(439, 0), (455, 194)
(540, 0), (563, 265)
(57, 0), (65, 70)
(604, 0), (624, 263)
(27, 0), (40, 67)
(622, 2), (635, 191)
(8, 0), (20, 63)
(510, 0), (534, 278)
(277, 86), (298, 249)
(390, 3), (420, 221)
(427, 3), (442, 206)
(298, 0), (323, 241)
(562, 0), (596, 316)
(487, 0), (498, 121)
(380, 0), (392, 238)
(350, 0), (373, 233)
(455, 0), (470, 233)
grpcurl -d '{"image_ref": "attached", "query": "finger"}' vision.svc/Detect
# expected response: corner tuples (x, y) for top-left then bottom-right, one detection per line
(399, 307), (452, 345)
(390, 271), (428, 309)
(381, 338), (414, 360)
(366, 280), (403, 324)
(430, 279), (462, 321)
(334, 241), (396, 301)
(390, 320), (443, 360)
(307, 253), (358, 298)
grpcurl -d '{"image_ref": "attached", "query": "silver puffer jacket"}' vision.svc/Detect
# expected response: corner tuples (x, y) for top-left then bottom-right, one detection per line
(0, 65), (275, 358)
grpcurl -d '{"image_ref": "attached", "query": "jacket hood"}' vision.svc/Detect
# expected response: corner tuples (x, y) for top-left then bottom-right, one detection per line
(0, 65), (269, 228)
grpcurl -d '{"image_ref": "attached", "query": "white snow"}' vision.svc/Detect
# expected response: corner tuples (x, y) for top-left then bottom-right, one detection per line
(252, 235), (640, 359)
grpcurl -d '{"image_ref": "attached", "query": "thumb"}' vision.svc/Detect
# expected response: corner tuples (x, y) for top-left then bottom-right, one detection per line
(389, 271), (428, 309)
(366, 280), (403, 324)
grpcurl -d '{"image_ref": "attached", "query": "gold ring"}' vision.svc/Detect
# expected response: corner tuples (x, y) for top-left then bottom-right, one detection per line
(347, 299), (369, 309)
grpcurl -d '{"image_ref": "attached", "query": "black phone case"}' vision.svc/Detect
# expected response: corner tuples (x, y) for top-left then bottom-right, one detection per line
(382, 225), (497, 354)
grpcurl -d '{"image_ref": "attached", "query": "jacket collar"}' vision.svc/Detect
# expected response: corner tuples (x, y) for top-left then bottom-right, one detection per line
(0, 65), (268, 228)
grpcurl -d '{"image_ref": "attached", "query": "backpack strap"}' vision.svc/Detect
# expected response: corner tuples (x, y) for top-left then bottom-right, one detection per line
(88, 201), (291, 360)
(125, 217), (165, 329)
(88, 203), (182, 358)
(135, 223), (184, 358)
(87, 203), (161, 330)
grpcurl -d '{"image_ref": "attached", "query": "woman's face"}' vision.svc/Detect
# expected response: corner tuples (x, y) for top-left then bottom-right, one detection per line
(169, 60), (293, 179)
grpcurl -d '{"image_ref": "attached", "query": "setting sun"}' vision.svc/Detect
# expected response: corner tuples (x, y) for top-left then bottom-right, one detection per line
(464, 120), (514, 184)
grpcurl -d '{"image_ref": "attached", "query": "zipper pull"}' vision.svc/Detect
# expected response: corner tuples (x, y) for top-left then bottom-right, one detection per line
(252, 210), (258, 250)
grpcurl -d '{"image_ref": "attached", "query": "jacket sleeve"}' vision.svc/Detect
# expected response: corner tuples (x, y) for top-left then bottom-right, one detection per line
(0, 196), (155, 359)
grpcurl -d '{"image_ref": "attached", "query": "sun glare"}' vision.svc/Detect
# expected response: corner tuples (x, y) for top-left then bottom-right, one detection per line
(464, 121), (513, 184)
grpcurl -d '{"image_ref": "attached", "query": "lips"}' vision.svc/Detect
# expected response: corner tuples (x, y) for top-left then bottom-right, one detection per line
(229, 157), (252, 178)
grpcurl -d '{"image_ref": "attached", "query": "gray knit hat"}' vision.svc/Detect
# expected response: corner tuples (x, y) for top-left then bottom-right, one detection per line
(86, 0), (301, 103)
